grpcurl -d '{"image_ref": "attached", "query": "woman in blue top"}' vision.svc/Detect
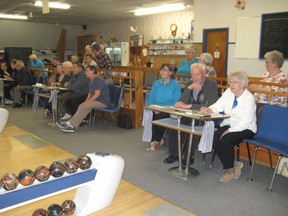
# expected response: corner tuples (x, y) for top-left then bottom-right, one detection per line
(147, 63), (181, 150)
(28, 54), (48, 79)
(176, 45), (198, 87)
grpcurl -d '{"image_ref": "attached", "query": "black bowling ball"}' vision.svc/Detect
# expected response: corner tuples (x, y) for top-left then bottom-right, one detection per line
(77, 155), (92, 170)
(49, 161), (66, 178)
(47, 204), (63, 216)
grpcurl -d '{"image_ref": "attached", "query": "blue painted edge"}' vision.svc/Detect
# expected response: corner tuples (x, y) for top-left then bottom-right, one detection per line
(0, 169), (97, 210)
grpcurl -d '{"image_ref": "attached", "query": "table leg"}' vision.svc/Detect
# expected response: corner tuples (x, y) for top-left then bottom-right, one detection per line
(32, 88), (39, 112)
(169, 118), (200, 180)
(48, 90), (58, 127)
(0, 80), (5, 106)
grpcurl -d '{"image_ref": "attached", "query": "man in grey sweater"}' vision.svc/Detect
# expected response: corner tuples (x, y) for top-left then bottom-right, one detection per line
(58, 62), (90, 120)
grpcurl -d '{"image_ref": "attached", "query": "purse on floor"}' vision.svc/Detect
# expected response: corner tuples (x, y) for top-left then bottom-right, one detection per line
(117, 110), (132, 129)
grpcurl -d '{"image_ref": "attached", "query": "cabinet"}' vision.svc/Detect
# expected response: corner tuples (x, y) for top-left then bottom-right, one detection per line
(129, 36), (147, 67)
(76, 34), (99, 57)
(147, 39), (193, 56)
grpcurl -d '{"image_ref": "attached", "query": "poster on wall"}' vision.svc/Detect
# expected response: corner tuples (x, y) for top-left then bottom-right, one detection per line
(235, 17), (261, 59)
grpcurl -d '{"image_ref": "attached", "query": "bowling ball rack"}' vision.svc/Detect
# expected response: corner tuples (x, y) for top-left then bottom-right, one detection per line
(0, 152), (125, 216)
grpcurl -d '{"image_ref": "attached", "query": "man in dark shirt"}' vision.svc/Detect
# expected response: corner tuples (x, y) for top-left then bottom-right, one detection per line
(58, 62), (90, 120)
(163, 63), (219, 164)
(13, 60), (34, 108)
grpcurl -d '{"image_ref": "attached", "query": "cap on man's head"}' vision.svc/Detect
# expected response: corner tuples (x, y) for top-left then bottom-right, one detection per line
(91, 43), (101, 51)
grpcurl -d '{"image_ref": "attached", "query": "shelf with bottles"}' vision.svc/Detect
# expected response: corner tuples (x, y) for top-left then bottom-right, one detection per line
(147, 38), (193, 56)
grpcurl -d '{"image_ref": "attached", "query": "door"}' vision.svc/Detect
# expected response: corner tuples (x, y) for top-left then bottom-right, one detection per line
(203, 28), (229, 77)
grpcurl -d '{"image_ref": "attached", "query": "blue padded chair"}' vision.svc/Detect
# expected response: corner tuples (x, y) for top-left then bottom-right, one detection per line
(91, 84), (123, 130)
(207, 103), (265, 167)
(244, 104), (288, 191)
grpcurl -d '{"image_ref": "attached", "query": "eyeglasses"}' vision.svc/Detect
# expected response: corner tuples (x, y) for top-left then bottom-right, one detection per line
(160, 69), (170, 72)
(191, 73), (202, 77)
(228, 81), (241, 85)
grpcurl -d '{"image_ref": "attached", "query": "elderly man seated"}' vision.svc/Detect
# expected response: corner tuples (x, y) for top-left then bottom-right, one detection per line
(57, 62), (90, 121)
(12, 60), (34, 108)
(163, 63), (219, 164)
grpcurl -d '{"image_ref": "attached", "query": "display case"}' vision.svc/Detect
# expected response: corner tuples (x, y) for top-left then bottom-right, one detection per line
(129, 36), (148, 67)
(105, 42), (129, 66)
(147, 39), (193, 56)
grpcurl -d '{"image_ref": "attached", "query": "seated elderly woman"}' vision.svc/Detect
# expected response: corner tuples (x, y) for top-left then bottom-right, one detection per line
(146, 63), (181, 151)
(199, 53), (217, 77)
(200, 70), (257, 182)
(250, 50), (287, 107)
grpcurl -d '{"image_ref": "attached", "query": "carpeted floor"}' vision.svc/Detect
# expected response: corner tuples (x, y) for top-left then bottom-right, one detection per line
(4, 106), (288, 216)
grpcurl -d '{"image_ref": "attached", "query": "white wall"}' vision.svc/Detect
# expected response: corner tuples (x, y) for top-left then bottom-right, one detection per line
(88, 10), (194, 45)
(194, 0), (288, 76)
(1, 1), (288, 76)
(0, 20), (85, 51)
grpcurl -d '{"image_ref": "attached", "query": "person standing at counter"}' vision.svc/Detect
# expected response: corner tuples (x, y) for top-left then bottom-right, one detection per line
(28, 54), (48, 79)
(176, 45), (198, 87)
(91, 43), (113, 70)
(200, 70), (257, 182)
(146, 63), (181, 151)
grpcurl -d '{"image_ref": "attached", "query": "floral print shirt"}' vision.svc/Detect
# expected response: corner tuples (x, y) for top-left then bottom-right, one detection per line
(254, 71), (288, 107)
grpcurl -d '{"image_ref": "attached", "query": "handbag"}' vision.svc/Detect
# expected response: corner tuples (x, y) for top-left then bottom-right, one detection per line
(117, 110), (132, 129)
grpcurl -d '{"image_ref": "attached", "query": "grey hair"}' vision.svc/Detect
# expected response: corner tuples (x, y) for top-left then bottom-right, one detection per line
(228, 69), (249, 87)
(63, 61), (73, 68)
(170, 60), (176, 65)
(191, 63), (206, 72)
(264, 50), (284, 68)
(199, 53), (213, 66)
(186, 44), (197, 54)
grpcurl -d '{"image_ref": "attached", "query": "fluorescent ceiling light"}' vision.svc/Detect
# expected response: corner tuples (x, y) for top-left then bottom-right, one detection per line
(34, 1), (70, 9)
(135, 3), (187, 16)
(0, 13), (28, 20)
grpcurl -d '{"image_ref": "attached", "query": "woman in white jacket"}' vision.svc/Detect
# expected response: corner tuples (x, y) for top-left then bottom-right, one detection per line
(200, 70), (257, 182)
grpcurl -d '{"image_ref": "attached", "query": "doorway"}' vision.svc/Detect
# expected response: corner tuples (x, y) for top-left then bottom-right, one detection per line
(202, 28), (229, 77)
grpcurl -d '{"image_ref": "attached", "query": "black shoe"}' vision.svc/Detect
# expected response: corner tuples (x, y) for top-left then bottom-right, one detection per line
(182, 157), (194, 166)
(79, 119), (89, 128)
(163, 155), (178, 164)
(13, 103), (22, 108)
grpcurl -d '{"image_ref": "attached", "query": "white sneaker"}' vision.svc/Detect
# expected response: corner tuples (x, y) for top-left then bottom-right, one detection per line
(5, 99), (13, 105)
(61, 124), (75, 133)
(60, 113), (72, 121)
(56, 122), (67, 129)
